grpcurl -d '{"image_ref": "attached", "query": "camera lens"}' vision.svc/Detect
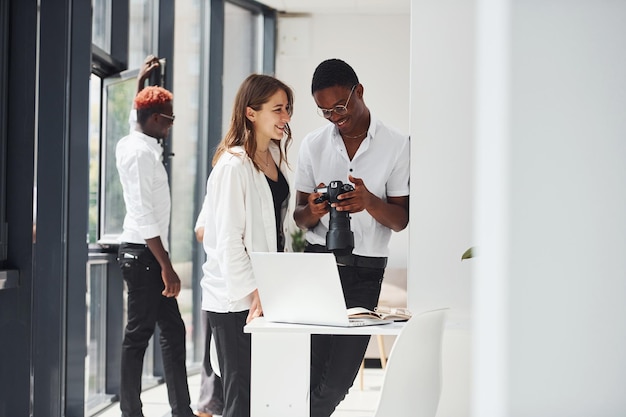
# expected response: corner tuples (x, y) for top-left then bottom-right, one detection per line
(323, 180), (354, 255)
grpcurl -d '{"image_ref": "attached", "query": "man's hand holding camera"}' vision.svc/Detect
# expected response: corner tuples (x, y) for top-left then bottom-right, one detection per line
(296, 176), (382, 235)
(312, 175), (373, 214)
(331, 175), (373, 213)
(312, 179), (357, 255)
(308, 183), (331, 218)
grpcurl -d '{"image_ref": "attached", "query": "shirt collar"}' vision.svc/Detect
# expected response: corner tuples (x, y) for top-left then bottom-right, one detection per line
(331, 114), (378, 142)
(131, 129), (163, 152)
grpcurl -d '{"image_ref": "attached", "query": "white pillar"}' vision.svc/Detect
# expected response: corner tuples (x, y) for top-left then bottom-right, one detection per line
(411, 0), (626, 416)
(472, 0), (626, 416)
(409, 1), (477, 415)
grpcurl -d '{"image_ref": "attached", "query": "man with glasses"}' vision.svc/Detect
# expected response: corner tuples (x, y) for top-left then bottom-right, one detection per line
(116, 83), (197, 417)
(294, 58), (410, 417)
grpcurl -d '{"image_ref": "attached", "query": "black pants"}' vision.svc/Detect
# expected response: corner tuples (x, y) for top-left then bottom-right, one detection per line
(118, 243), (193, 417)
(207, 310), (251, 417)
(197, 310), (224, 414)
(306, 245), (385, 417)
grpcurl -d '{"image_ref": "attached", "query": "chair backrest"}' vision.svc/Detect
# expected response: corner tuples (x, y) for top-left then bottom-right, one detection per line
(373, 308), (448, 417)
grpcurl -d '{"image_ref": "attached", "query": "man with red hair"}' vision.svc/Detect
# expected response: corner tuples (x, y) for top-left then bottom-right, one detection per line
(116, 84), (195, 417)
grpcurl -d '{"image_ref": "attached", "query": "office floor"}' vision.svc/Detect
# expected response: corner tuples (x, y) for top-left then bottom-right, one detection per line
(96, 368), (384, 417)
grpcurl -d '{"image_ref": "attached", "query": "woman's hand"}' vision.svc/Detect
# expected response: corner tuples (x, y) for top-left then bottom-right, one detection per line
(246, 289), (264, 323)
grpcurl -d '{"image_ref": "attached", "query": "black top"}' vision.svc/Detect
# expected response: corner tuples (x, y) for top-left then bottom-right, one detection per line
(265, 166), (289, 252)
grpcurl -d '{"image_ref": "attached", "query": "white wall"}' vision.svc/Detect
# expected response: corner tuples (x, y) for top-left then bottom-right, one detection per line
(474, 1), (626, 416)
(411, 1), (626, 415)
(274, 12), (411, 269)
(409, 0), (476, 319)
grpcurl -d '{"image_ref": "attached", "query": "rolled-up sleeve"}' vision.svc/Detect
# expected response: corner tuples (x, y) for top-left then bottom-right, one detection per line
(386, 135), (410, 197)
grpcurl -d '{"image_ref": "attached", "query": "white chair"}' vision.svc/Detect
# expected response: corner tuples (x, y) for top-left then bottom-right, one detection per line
(372, 308), (448, 417)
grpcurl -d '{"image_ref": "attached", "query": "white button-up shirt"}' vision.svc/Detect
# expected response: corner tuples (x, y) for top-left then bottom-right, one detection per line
(116, 129), (171, 252)
(294, 116), (410, 257)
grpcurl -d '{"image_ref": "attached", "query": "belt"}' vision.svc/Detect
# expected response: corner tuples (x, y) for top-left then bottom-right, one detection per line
(121, 242), (148, 249)
(305, 243), (387, 269)
(335, 254), (388, 269)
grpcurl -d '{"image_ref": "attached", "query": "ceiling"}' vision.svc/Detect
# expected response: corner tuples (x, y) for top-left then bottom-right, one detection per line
(255, 0), (410, 15)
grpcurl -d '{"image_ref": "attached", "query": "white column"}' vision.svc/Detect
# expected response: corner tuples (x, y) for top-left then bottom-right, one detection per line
(411, 0), (626, 416)
(472, 0), (626, 415)
(409, 1), (477, 416)
(473, 0), (511, 416)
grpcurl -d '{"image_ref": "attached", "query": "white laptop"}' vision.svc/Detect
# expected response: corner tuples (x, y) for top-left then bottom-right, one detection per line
(249, 252), (392, 327)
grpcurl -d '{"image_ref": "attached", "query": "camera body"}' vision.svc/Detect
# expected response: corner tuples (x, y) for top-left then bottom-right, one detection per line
(314, 181), (355, 256)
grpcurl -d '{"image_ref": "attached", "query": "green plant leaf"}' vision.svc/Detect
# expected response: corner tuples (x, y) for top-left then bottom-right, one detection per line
(291, 228), (306, 252)
(461, 247), (474, 260)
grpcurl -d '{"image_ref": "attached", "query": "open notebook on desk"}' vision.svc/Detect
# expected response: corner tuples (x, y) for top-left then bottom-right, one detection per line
(249, 252), (393, 327)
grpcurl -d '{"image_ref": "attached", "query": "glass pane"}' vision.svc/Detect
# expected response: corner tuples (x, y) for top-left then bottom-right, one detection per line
(85, 260), (108, 412)
(88, 75), (102, 244)
(172, 0), (203, 362)
(101, 76), (136, 242)
(222, 2), (261, 136)
(129, 0), (157, 69)
(92, 0), (112, 53)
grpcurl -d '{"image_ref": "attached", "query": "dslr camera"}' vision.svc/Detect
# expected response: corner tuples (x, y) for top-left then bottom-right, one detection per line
(314, 180), (355, 256)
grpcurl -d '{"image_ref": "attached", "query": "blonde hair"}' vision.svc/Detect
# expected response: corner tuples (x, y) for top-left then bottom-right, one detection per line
(213, 74), (294, 170)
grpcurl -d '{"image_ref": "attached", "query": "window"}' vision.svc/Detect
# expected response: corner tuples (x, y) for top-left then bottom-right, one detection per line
(89, 72), (138, 244)
(92, 0), (112, 53)
(84, 259), (110, 414)
(88, 75), (102, 244)
(222, 1), (263, 136)
(86, 71), (139, 414)
(128, 0), (159, 68)
(101, 74), (137, 242)
(171, 0), (203, 361)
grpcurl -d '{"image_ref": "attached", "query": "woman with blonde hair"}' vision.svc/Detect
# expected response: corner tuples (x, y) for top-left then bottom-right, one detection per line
(198, 74), (294, 417)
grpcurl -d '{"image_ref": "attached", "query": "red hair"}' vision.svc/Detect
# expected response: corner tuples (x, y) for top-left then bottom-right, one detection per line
(134, 86), (173, 110)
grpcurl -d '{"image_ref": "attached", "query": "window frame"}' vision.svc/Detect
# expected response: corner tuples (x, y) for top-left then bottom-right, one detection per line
(95, 68), (140, 245)
(0, 0), (8, 264)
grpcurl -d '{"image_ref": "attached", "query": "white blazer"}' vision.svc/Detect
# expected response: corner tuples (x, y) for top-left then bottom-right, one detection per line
(200, 144), (292, 312)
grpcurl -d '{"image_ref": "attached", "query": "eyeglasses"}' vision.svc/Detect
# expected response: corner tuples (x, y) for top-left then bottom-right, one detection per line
(317, 85), (357, 119)
(159, 113), (175, 123)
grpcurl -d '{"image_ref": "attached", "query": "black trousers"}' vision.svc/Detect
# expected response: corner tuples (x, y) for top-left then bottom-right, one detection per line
(118, 243), (193, 417)
(197, 310), (224, 414)
(306, 245), (385, 417)
(207, 310), (251, 417)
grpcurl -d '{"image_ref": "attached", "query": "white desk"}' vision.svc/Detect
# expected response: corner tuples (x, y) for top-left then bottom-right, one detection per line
(244, 317), (404, 417)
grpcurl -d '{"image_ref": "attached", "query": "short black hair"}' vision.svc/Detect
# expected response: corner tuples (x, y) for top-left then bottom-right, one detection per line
(136, 104), (169, 126)
(311, 59), (359, 94)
